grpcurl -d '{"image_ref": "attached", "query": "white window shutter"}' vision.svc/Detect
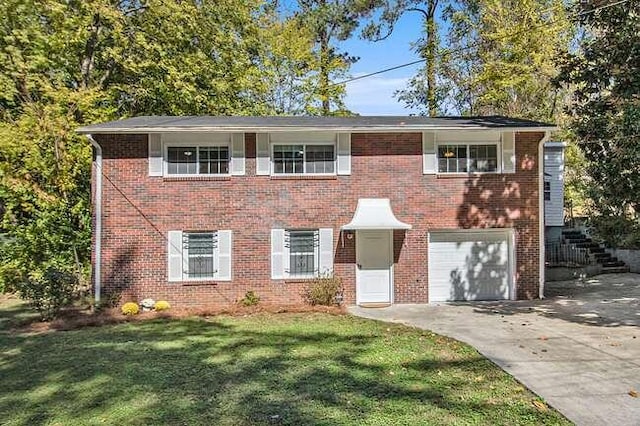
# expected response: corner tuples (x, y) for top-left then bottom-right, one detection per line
(318, 228), (334, 276)
(337, 133), (351, 175)
(423, 132), (436, 174)
(271, 229), (285, 279)
(217, 230), (232, 281)
(502, 131), (516, 173)
(230, 134), (245, 176)
(256, 133), (270, 175)
(149, 134), (163, 176)
(167, 230), (183, 282)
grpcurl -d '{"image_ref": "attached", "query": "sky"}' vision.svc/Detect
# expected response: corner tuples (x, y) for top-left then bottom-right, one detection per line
(340, 13), (425, 116)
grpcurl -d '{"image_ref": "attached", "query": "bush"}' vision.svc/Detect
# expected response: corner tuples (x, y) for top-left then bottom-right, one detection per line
(13, 267), (78, 321)
(302, 274), (343, 306)
(154, 300), (170, 311)
(121, 302), (140, 316)
(239, 291), (260, 306)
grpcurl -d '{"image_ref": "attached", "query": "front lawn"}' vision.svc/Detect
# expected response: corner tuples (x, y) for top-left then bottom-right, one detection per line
(0, 304), (569, 425)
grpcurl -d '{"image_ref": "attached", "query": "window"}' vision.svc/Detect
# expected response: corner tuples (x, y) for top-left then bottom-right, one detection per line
(273, 144), (335, 175)
(168, 230), (232, 282)
(469, 145), (498, 172)
(167, 146), (229, 175)
(183, 232), (217, 279)
(437, 143), (498, 173)
(544, 181), (551, 201)
(271, 228), (333, 280)
(287, 230), (318, 276)
(438, 144), (468, 173)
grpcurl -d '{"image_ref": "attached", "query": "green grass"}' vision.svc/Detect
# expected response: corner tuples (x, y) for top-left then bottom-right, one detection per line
(0, 302), (570, 425)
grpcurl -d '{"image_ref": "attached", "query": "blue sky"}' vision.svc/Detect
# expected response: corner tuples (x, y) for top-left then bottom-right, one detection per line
(341, 13), (425, 116)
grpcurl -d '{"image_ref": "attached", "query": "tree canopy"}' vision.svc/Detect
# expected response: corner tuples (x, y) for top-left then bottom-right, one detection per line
(0, 0), (349, 311)
(557, 0), (640, 247)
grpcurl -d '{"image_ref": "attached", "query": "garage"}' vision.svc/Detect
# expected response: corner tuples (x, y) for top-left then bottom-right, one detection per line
(428, 229), (514, 302)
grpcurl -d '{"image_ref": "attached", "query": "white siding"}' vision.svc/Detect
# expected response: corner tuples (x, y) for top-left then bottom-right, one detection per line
(544, 146), (565, 226)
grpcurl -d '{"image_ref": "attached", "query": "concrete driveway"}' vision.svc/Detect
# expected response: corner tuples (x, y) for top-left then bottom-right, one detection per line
(349, 273), (640, 426)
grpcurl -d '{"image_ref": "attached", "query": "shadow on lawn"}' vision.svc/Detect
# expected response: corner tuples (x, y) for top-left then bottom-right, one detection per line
(0, 295), (39, 330)
(0, 316), (562, 425)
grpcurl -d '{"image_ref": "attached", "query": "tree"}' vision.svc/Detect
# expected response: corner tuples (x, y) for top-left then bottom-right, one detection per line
(0, 0), (323, 315)
(440, 0), (573, 120)
(364, 0), (446, 116)
(556, 0), (640, 247)
(292, 0), (376, 115)
(255, 12), (319, 115)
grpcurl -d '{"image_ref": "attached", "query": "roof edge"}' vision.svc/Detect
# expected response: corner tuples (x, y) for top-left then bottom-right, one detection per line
(78, 125), (557, 134)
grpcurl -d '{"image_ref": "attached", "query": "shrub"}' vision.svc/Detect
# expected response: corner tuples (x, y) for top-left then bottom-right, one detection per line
(239, 291), (260, 306)
(121, 302), (140, 316)
(302, 274), (343, 306)
(13, 266), (78, 321)
(154, 300), (170, 311)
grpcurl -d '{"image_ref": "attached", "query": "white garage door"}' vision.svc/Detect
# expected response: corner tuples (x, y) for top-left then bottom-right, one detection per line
(428, 230), (514, 302)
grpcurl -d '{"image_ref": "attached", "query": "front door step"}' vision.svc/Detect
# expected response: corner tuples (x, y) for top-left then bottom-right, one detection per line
(358, 302), (392, 308)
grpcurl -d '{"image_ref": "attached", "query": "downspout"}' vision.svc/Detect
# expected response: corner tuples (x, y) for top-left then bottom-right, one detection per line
(87, 134), (102, 306)
(538, 131), (551, 299)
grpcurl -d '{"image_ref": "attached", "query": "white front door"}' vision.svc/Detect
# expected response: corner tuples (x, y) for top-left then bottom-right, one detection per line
(356, 230), (392, 305)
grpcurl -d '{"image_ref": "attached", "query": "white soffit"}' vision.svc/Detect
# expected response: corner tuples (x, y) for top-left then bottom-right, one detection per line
(342, 198), (411, 230)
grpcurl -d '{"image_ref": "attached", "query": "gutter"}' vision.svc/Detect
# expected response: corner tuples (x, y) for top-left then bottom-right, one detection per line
(77, 126), (558, 134)
(538, 131), (552, 299)
(87, 134), (102, 306)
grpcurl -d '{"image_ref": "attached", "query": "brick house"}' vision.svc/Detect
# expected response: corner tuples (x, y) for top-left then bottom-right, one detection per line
(78, 116), (555, 308)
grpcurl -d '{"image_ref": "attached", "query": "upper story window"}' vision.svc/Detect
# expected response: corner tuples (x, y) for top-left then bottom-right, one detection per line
(437, 143), (498, 173)
(166, 146), (230, 175)
(272, 144), (335, 175)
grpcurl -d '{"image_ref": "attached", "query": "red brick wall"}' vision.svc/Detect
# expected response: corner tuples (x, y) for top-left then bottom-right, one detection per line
(92, 131), (542, 307)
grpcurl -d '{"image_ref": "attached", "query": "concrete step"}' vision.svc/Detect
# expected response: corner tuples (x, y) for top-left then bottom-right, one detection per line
(565, 238), (591, 244)
(562, 232), (584, 239)
(588, 246), (605, 253)
(601, 261), (626, 268)
(601, 265), (630, 274)
(593, 252), (613, 260)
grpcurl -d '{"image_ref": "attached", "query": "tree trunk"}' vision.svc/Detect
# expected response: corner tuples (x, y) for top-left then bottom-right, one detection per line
(425, 0), (438, 117)
(319, 33), (330, 115)
(80, 13), (100, 89)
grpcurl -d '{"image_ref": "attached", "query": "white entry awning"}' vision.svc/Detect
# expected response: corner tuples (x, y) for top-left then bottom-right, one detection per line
(342, 198), (411, 230)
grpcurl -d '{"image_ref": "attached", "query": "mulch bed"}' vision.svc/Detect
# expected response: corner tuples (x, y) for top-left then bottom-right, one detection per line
(8, 302), (346, 335)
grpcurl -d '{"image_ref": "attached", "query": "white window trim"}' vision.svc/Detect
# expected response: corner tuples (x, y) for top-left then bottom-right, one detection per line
(435, 141), (502, 175)
(163, 139), (232, 178)
(270, 141), (337, 176)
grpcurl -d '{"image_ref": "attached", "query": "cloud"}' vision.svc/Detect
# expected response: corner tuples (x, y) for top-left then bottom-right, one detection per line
(344, 75), (420, 116)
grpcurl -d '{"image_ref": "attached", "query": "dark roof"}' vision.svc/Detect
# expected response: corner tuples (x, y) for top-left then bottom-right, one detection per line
(78, 115), (555, 134)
